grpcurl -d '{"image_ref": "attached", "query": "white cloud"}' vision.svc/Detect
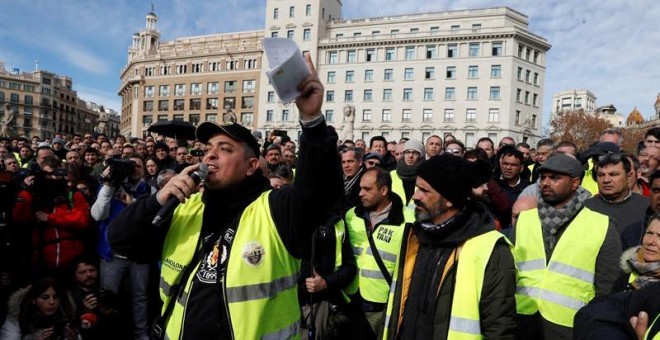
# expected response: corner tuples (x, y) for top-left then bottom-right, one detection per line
(76, 84), (121, 113)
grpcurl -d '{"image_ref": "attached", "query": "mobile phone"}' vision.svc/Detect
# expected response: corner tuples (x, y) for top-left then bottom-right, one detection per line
(54, 168), (68, 177)
(190, 149), (204, 157)
(273, 130), (288, 137)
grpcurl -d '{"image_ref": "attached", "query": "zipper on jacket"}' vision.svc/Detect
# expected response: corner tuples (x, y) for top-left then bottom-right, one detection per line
(221, 274), (235, 340)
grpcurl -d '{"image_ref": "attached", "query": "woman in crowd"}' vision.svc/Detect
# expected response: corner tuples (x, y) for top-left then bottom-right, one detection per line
(144, 156), (160, 189)
(617, 213), (660, 292)
(0, 276), (79, 340)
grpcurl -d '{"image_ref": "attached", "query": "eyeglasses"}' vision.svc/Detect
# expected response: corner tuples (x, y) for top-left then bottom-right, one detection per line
(598, 153), (623, 162)
(365, 160), (381, 166)
(445, 148), (462, 155)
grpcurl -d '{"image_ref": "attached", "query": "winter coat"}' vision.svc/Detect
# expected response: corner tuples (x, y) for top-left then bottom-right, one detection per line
(12, 190), (91, 269)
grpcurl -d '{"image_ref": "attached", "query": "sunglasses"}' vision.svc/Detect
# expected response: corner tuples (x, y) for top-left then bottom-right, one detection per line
(365, 160), (381, 166)
(598, 152), (623, 162)
(445, 148), (462, 155)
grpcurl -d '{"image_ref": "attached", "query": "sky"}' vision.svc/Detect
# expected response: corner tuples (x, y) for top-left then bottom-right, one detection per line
(1, 0), (658, 130)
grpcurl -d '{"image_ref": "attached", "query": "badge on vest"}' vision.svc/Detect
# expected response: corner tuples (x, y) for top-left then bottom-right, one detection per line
(243, 242), (265, 266)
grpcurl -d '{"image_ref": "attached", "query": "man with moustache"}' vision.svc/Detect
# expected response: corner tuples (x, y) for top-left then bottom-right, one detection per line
(384, 154), (516, 339)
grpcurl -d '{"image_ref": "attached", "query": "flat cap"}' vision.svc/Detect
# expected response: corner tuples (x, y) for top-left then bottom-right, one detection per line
(538, 154), (583, 178)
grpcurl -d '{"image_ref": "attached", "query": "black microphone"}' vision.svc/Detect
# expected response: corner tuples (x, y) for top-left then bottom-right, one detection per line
(152, 164), (209, 226)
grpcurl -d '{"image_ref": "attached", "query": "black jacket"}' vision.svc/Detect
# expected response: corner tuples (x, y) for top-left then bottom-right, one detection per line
(386, 200), (517, 339)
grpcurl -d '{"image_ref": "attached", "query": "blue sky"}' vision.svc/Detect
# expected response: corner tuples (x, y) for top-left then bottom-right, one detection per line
(1, 0), (658, 129)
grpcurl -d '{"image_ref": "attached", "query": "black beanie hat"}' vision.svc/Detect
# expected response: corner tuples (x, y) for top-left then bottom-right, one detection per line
(416, 154), (491, 209)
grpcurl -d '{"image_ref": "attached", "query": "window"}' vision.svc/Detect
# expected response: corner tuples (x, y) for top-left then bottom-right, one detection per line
(445, 87), (455, 100)
(426, 46), (437, 59)
(385, 48), (395, 61)
(209, 61), (220, 72)
(468, 65), (478, 78)
(423, 109), (433, 122)
(241, 97), (254, 109)
(404, 68), (414, 80)
(372, 30), (380, 35)
(158, 100), (169, 111)
(525, 70), (531, 83)
(533, 93), (538, 106)
(534, 51), (540, 63)
(145, 67), (155, 76)
(188, 114), (200, 125)
(190, 83), (201, 95)
(174, 99), (185, 111)
(267, 91), (275, 103)
(446, 66), (456, 79)
(472, 23), (482, 32)
(189, 99), (201, 110)
(143, 101), (153, 111)
(382, 109), (391, 122)
(423, 88), (433, 101)
(384, 69), (393, 81)
(282, 109), (290, 121)
(492, 42), (503, 56)
(24, 95), (33, 105)
(325, 110), (334, 122)
(192, 62), (203, 73)
(518, 45), (524, 58)
(531, 114), (537, 128)
(142, 115), (153, 125)
(224, 97), (235, 110)
(157, 114), (168, 122)
(467, 87), (478, 100)
(402, 109), (412, 122)
(271, 31), (278, 38)
(525, 91), (530, 104)
(363, 89), (373, 102)
(425, 67), (435, 80)
(366, 49), (376, 62)
(410, 28), (419, 33)
(450, 25), (460, 33)
(226, 60), (237, 70)
(465, 133), (475, 147)
(526, 49), (532, 61)
(430, 26), (440, 35)
(447, 44), (458, 58)
(533, 72), (539, 85)
(273, 8), (279, 19)
(289, 6), (295, 17)
(303, 29), (311, 41)
(241, 113), (253, 126)
(403, 88), (413, 101)
(383, 89), (392, 101)
(515, 110), (521, 125)
(206, 98), (218, 110)
(176, 64), (187, 74)
(362, 109), (372, 122)
(489, 87), (501, 100)
(174, 84), (185, 96)
(345, 70), (354, 83)
(287, 30), (294, 39)
(364, 69), (374, 82)
(517, 67), (523, 80)
(266, 110), (274, 122)
(344, 90), (353, 102)
(326, 71), (336, 84)
(172, 114), (184, 122)
(202, 114), (215, 123)
(353, 32), (362, 37)
(328, 51), (338, 64)
(144, 86), (154, 98)
(207, 82), (219, 95)
(469, 43), (480, 57)
(242, 80), (256, 93)
(491, 65), (501, 78)
(488, 108), (499, 123)
(306, 4), (311, 16)
(225, 81), (237, 93)
(516, 89), (522, 102)
(159, 85), (169, 97)
(466, 108), (476, 122)
(391, 29), (399, 34)
(326, 91), (335, 102)
(444, 109), (455, 122)
(347, 50), (357, 63)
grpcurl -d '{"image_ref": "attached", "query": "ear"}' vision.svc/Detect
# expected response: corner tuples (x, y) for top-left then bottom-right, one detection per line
(380, 185), (389, 197)
(444, 199), (454, 209)
(246, 157), (260, 176)
(571, 176), (581, 191)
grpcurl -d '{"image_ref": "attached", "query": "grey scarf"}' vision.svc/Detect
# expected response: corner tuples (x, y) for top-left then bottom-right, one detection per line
(623, 246), (660, 289)
(396, 158), (422, 181)
(537, 186), (592, 256)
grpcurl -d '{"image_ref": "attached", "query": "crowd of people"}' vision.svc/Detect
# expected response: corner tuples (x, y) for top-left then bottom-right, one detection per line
(0, 54), (658, 340)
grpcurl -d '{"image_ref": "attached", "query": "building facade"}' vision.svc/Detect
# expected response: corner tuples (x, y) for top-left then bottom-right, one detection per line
(120, 2), (550, 145)
(0, 61), (112, 139)
(551, 89), (624, 127)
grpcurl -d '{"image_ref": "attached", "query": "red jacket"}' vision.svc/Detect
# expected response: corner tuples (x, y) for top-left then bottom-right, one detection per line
(13, 190), (91, 269)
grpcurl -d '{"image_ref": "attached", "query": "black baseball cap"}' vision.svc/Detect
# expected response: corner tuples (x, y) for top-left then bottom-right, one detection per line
(196, 122), (260, 157)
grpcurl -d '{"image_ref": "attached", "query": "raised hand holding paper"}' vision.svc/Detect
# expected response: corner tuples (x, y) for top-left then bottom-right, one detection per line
(263, 38), (311, 103)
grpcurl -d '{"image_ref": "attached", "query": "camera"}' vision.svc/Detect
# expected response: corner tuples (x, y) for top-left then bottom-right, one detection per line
(104, 158), (136, 188)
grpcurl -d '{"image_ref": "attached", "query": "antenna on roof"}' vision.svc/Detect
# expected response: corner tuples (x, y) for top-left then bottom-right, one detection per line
(151, 2), (155, 12)
(35, 60), (39, 71)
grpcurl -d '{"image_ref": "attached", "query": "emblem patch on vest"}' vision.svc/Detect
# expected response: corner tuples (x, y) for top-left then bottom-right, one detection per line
(242, 242), (265, 266)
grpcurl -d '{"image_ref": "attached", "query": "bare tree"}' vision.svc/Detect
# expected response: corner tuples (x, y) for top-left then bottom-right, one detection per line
(549, 109), (611, 152)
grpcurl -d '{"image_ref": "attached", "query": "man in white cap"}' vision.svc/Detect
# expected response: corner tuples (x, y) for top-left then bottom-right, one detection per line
(391, 139), (425, 206)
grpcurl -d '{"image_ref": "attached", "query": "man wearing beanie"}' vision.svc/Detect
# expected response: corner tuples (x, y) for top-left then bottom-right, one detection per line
(391, 139), (425, 206)
(512, 154), (621, 339)
(384, 154), (516, 339)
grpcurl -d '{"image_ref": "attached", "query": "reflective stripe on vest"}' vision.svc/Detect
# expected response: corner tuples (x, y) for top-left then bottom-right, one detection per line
(345, 206), (413, 303)
(645, 314), (660, 340)
(513, 207), (608, 328)
(447, 230), (508, 339)
(159, 191), (302, 340)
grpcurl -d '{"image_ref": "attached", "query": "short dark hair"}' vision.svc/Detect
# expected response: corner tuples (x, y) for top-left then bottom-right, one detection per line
(556, 141), (578, 156)
(363, 166), (392, 192)
(476, 137), (494, 149)
(464, 148), (489, 162)
(341, 147), (364, 162)
(499, 147), (524, 164)
(445, 140), (465, 153)
(41, 156), (61, 169)
(370, 136), (387, 148)
(516, 142), (531, 149)
(649, 169), (660, 185)
(537, 138), (555, 149)
(596, 153), (631, 174)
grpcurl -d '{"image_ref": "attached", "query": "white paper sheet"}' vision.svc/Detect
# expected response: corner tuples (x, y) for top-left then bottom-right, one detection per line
(263, 38), (310, 103)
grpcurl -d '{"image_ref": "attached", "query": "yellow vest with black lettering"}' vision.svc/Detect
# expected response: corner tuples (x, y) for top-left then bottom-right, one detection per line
(345, 206), (414, 303)
(383, 230), (508, 339)
(513, 207), (608, 328)
(159, 191), (301, 340)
